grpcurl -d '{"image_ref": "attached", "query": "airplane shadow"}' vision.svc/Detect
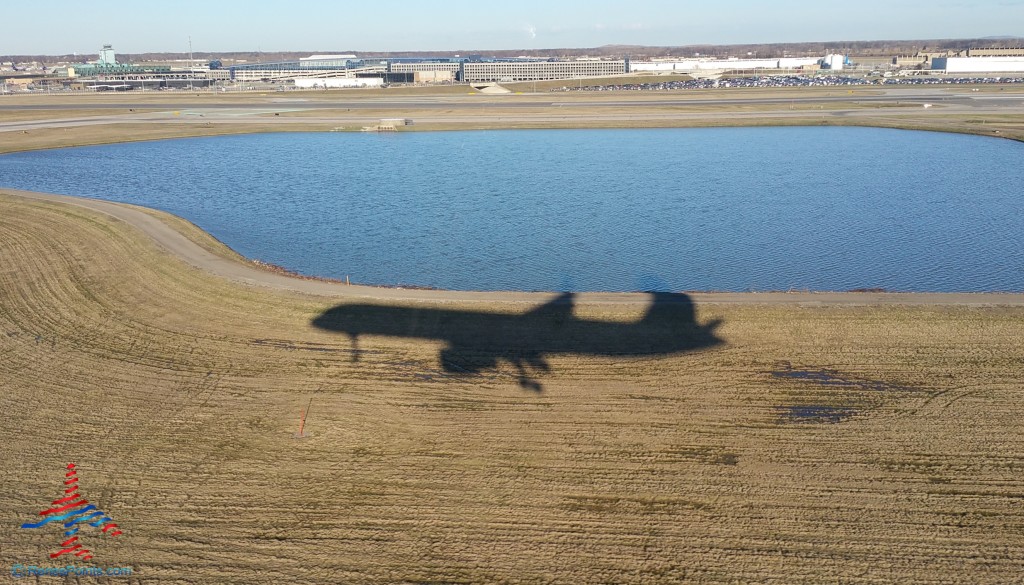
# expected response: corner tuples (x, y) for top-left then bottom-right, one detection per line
(311, 292), (723, 392)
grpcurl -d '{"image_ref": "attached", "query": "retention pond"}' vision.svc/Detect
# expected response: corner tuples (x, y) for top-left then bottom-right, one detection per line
(1, 127), (1021, 292)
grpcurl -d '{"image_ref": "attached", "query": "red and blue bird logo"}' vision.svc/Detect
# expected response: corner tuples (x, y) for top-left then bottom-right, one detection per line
(20, 463), (123, 561)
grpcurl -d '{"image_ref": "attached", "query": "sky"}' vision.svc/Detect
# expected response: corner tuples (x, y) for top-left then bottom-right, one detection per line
(4, 0), (1023, 55)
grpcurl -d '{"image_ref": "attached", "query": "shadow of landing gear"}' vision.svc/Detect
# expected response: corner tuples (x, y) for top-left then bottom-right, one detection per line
(311, 292), (723, 392)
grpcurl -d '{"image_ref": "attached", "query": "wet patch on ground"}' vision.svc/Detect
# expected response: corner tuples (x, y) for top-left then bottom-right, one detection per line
(771, 363), (917, 393)
(770, 361), (922, 424)
(780, 404), (858, 424)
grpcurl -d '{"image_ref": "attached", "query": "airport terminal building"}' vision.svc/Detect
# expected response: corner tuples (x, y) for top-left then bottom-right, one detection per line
(227, 56), (631, 83)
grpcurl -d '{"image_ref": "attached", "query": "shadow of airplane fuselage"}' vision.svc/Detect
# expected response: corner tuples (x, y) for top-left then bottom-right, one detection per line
(311, 292), (722, 391)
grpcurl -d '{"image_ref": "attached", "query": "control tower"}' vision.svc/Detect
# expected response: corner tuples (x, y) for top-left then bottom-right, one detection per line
(98, 44), (116, 66)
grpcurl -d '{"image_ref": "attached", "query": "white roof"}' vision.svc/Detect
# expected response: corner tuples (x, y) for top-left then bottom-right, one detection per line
(301, 54), (357, 61)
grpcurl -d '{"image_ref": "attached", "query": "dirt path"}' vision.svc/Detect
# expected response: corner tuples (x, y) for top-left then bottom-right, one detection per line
(6, 189), (1023, 306)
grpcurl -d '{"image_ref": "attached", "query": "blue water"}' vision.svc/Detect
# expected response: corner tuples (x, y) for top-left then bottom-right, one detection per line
(1, 127), (1021, 292)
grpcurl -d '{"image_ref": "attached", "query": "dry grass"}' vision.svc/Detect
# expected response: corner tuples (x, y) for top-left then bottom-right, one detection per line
(264, 101), (920, 121)
(5, 113), (1022, 156)
(0, 109), (162, 122)
(2, 193), (1023, 583)
(0, 122), (339, 154)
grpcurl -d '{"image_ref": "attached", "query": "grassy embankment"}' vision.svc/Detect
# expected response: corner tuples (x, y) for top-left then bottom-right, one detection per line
(3, 111), (1021, 155)
(2, 192), (1023, 583)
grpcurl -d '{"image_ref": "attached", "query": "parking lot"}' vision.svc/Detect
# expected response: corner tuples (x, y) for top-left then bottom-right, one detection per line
(559, 74), (1024, 92)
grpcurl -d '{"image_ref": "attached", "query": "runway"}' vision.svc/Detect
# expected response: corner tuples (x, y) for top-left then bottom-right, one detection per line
(1, 89), (1018, 111)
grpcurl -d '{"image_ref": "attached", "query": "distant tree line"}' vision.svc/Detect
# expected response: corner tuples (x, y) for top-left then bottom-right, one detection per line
(5, 38), (1023, 63)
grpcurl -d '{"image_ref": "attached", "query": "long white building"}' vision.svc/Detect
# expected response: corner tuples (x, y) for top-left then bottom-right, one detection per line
(932, 56), (1024, 73)
(630, 57), (820, 72)
(294, 77), (383, 89)
(463, 60), (627, 82)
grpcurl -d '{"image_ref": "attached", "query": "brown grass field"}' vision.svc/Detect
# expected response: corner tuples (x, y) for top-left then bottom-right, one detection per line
(2, 87), (1024, 583)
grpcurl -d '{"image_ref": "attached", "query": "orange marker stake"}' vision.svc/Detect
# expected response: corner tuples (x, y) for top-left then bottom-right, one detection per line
(297, 397), (313, 438)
